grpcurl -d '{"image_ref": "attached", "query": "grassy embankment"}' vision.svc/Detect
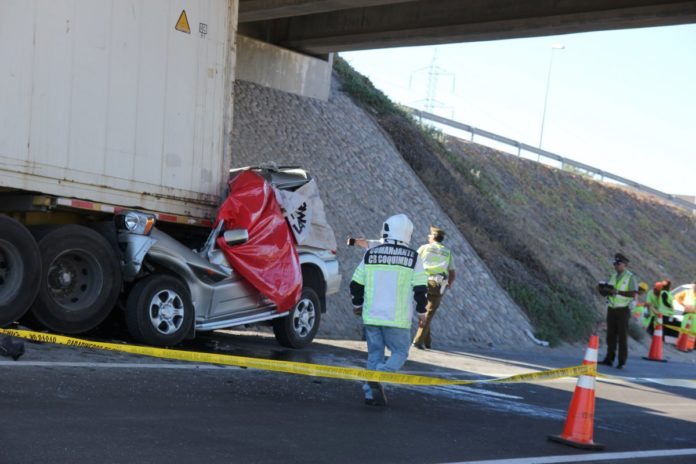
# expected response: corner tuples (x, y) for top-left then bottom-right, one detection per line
(334, 56), (696, 346)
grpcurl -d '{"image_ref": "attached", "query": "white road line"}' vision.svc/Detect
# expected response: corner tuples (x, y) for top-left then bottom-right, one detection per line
(402, 370), (576, 382)
(625, 377), (696, 390)
(446, 448), (696, 464)
(433, 385), (524, 400)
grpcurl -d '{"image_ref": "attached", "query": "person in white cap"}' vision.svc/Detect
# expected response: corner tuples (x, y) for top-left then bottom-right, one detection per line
(350, 214), (427, 406)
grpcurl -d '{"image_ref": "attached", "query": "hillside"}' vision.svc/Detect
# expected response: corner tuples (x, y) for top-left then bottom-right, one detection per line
(333, 57), (695, 345)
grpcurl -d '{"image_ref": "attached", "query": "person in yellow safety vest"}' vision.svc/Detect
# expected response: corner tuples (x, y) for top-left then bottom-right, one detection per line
(644, 280), (674, 339)
(631, 282), (649, 320)
(642, 281), (661, 328)
(350, 214), (428, 406)
(412, 226), (456, 350)
(675, 281), (696, 334)
(599, 253), (638, 369)
(644, 281), (665, 326)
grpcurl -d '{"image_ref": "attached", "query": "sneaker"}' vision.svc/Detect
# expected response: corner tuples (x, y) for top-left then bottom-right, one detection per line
(598, 359), (613, 366)
(363, 383), (374, 405)
(367, 381), (387, 406)
(413, 343), (426, 350)
(616, 363), (625, 369)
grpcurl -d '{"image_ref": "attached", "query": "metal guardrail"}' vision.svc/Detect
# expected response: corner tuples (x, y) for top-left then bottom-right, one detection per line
(406, 108), (695, 213)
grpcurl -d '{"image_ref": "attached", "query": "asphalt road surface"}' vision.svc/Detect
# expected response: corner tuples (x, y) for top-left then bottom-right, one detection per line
(1, 329), (695, 464)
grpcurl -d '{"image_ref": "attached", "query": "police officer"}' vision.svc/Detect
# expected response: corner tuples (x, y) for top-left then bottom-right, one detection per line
(599, 253), (638, 369)
(412, 226), (456, 350)
(350, 214), (428, 406)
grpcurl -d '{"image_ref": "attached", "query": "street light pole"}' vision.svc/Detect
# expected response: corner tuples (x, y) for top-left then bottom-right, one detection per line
(538, 44), (565, 150)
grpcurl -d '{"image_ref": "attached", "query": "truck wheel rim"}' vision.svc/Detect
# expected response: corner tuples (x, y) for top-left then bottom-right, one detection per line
(0, 239), (23, 305)
(292, 297), (316, 338)
(46, 249), (103, 311)
(148, 289), (185, 335)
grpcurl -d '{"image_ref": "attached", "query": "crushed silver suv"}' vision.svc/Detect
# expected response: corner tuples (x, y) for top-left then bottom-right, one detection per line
(117, 166), (340, 348)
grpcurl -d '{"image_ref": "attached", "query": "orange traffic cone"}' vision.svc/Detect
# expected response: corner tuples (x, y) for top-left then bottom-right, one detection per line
(548, 335), (604, 450)
(676, 317), (694, 352)
(643, 315), (667, 362)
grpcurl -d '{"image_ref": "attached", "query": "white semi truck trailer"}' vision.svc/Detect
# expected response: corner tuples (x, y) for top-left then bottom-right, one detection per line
(0, 1), (339, 347)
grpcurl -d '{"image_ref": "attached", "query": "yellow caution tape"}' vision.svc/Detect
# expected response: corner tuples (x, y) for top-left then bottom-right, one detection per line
(663, 324), (696, 337)
(0, 328), (593, 386)
(487, 364), (593, 383)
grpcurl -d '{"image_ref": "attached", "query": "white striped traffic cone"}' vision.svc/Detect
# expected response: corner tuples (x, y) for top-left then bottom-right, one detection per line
(548, 335), (604, 450)
(643, 315), (667, 362)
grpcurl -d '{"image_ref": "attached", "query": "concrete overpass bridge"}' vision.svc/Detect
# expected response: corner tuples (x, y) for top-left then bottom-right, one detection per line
(238, 0), (696, 53)
(234, 0), (696, 98)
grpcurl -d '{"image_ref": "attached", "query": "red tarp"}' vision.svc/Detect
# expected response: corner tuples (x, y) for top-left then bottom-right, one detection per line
(215, 171), (302, 312)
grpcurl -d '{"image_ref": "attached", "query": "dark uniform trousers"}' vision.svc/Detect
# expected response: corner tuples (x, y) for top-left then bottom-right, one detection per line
(606, 306), (630, 364)
(413, 281), (443, 348)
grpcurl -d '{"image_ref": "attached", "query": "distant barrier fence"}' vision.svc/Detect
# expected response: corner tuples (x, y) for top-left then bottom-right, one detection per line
(406, 108), (695, 213)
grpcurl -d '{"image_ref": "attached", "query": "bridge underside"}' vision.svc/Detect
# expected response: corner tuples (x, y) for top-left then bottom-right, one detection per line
(238, 0), (696, 54)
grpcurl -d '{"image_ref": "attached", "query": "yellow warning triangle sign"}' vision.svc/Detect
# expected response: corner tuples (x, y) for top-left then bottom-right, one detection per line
(175, 10), (191, 34)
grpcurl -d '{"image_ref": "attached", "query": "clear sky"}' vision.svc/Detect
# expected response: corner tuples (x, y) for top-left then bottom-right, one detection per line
(341, 24), (696, 197)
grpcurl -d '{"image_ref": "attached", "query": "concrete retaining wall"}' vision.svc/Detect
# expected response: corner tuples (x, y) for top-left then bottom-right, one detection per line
(235, 35), (332, 100)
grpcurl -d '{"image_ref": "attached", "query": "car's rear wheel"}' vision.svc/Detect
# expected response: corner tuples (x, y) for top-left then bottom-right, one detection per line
(0, 216), (41, 326)
(126, 275), (194, 347)
(273, 287), (321, 349)
(30, 225), (121, 333)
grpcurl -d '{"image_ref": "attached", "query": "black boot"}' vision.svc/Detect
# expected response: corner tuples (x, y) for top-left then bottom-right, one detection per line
(367, 382), (387, 406)
(0, 336), (25, 361)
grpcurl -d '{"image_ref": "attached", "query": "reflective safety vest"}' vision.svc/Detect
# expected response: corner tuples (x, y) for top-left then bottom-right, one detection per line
(643, 290), (674, 327)
(608, 270), (635, 308)
(417, 242), (452, 276)
(658, 290), (675, 316)
(631, 300), (646, 319)
(680, 289), (695, 329)
(642, 291), (659, 327)
(351, 243), (427, 329)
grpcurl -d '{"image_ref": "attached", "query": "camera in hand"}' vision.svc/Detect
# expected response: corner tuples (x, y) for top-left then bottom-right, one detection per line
(597, 281), (615, 297)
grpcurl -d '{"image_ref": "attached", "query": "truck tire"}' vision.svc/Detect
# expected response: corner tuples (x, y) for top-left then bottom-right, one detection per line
(0, 216), (41, 326)
(273, 287), (322, 349)
(31, 225), (122, 334)
(126, 275), (194, 347)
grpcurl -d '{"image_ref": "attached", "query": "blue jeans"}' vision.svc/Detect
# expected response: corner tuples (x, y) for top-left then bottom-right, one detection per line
(362, 325), (411, 398)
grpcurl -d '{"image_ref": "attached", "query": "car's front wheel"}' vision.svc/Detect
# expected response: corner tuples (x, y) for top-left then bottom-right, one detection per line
(273, 287), (321, 349)
(126, 275), (194, 347)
